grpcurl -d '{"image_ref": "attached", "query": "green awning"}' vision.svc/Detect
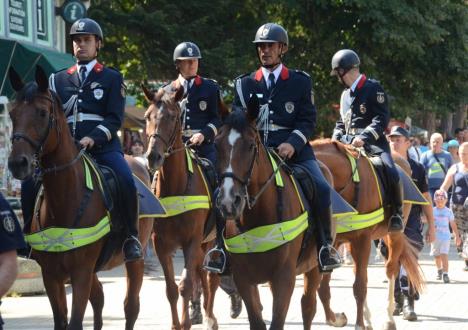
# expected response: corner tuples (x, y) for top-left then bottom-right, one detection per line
(0, 38), (75, 100)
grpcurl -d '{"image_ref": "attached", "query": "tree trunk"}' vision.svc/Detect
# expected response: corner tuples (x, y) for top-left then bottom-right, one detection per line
(422, 111), (437, 139)
(452, 104), (467, 134)
(440, 113), (453, 139)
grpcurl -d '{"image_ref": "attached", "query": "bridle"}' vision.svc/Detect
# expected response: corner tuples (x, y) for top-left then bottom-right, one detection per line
(218, 125), (286, 210)
(10, 90), (85, 175)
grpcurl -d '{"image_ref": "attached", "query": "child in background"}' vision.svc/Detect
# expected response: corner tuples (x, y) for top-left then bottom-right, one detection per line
(431, 190), (461, 283)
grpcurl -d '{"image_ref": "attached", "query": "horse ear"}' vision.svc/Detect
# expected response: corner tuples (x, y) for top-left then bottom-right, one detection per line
(8, 67), (24, 92)
(174, 85), (184, 102)
(246, 94), (260, 122)
(35, 65), (49, 92)
(141, 84), (155, 102)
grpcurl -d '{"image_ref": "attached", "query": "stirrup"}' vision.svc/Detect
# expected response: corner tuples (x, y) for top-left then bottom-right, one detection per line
(319, 245), (342, 272)
(203, 246), (226, 273)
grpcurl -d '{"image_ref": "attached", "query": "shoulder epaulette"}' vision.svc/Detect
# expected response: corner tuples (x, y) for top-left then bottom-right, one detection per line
(294, 70), (310, 77)
(234, 73), (249, 81)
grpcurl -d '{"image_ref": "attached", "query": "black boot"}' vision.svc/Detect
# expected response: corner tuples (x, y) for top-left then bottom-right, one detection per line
(122, 189), (142, 262)
(388, 180), (404, 232)
(402, 296), (417, 321)
(203, 208), (226, 273)
(316, 209), (342, 272)
(393, 291), (404, 316)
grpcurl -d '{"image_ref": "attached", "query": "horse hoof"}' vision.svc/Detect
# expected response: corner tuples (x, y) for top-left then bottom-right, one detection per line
(204, 316), (218, 330)
(326, 312), (347, 327)
(383, 321), (396, 330)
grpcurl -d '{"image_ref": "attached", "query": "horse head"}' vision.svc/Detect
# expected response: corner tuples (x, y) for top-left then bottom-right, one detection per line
(7, 66), (63, 180)
(142, 84), (184, 171)
(215, 95), (260, 220)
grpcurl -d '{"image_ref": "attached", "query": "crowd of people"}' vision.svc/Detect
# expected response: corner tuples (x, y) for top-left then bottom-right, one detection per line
(0, 16), (466, 329)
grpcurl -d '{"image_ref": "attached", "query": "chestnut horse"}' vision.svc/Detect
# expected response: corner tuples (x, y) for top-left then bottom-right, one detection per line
(312, 139), (425, 330)
(215, 96), (324, 329)
(142, 85), (218, 329)
(7, 66), (153, 330)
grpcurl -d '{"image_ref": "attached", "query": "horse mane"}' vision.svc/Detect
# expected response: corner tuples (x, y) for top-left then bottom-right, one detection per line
(224, 109), (250, 133)
(311, 138), (359, 158)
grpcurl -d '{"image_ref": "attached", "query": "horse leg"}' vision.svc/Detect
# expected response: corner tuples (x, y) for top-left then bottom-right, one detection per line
(123, 259), (144, 330)
(301, 267), (321, 330)
(349, 238), (372, 330)
(362, 299), (372, 330)
(42, 272), (68, 330)
(88, 274), (104, 330)
(157, 246), (181, 330)
(190, 275), (203, 325)
(269, 269), (296, 330)
(180, 242), (202, 329)
(68, 268), (94, 330)
(233, 276), (265, 330)
(318, 271), (347, 327)
(204, 271), (220, 330)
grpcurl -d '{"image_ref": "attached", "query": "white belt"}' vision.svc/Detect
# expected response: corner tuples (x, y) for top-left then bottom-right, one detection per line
(348, 128), (365, 135)
(259, 124), (292, 132)
(182, 129), (201, 137)
(66, 113), (104, 124)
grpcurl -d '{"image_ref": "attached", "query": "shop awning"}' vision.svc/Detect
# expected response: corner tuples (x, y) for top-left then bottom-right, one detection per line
(0, 38), (74, 100)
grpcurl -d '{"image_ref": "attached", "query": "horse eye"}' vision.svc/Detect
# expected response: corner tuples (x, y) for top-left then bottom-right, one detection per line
(38, 109), (47, 118)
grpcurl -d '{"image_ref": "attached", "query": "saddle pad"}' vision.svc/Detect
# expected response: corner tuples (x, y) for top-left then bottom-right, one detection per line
(397, 166), (429, 205)
(133, 174), (166, 218)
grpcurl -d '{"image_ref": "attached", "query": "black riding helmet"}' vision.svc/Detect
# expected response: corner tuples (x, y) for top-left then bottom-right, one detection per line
(330, 49), (360, 76)
(69, 18), (103, 41)
(173, 42), (202, 63)
(253, 23), (289, 45)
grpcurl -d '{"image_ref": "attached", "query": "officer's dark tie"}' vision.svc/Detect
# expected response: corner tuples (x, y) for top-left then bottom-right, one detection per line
(79, 66), (87, 85)
(268, 72), (276, 95)
(350, 89), (355, 97)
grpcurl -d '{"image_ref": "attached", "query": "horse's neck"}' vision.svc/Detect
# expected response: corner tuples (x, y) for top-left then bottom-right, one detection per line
(158, 135), (189, 195)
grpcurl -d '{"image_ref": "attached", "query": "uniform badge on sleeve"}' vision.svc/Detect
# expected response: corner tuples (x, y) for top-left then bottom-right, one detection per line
(90, 82), (101, 89)
(199, 100), (207, 111)
(121, 83), (126, 98)
(93, 88), (104, 100)
(285, 102), (295, 113)
(2, 212), (16, 234)
(376, 92), (385, 104)
(359, 103), (367, 114)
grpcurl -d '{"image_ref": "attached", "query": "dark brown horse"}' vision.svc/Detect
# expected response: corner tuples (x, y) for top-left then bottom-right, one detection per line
(142, 84), (219, 329)
(7, 66), (153, 330)
(215, 96), (324, 329)
(312, 139), (425, 330)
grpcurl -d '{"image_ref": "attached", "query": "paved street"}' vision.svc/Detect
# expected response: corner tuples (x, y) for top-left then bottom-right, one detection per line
(2, 242), (467, 329)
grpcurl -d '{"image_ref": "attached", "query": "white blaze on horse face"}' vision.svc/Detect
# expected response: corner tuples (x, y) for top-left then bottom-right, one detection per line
(220, 129), (241, 205)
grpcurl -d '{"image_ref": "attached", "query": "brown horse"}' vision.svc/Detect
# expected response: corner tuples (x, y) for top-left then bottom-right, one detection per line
(142, 85), (219, 329)
(215, 96), (324, 329)
(7, 66), (153, 330)
(312, 139), (425, 330)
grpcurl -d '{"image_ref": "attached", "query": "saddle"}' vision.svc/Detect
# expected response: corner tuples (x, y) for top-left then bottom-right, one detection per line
(192, 155), (218, 242)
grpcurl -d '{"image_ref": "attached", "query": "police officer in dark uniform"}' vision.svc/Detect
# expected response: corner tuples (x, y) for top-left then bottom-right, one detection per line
(217, 23), (341, 272)
(387, 126), (435, 321)
(48, 18), (142, 261)
(330, 49), (404, 231)
(166, 42), (221, 165)
(0, 192), (27, 329)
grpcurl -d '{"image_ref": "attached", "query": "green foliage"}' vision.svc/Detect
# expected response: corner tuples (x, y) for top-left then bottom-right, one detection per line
(89, 0), (467, 135)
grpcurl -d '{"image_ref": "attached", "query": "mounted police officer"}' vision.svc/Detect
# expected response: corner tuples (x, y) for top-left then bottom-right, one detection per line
(330, 49), (403, 231)
(167, 41), (221, 165)
(47, 18), (142, 261)
(211, 23), (341, 272)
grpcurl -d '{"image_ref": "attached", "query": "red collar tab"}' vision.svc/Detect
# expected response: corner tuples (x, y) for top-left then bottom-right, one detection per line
(255, 68), (263, 81)
(67, 65), (77, 74)
(194, 75), (202, 86)
(280, 65), (289, 80)
(93, 62), (103, 73)
(356, 74), (367, 90)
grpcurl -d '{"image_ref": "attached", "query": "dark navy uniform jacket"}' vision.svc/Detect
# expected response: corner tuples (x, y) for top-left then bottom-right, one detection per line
(164, 76), (221, 156)
(233, 66), (316, 162)
(50, 62), (125, 155)
(0, 193), (26, 253)
(405, 157), (429, 248)
(332, 75), (391, 154)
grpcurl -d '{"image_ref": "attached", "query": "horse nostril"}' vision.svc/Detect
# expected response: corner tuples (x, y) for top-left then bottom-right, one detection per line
(19, 156), (28, 167)
(233, 194), (242, 207)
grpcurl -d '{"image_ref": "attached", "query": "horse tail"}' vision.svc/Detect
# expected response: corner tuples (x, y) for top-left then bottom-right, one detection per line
(398, 235), (426, 294)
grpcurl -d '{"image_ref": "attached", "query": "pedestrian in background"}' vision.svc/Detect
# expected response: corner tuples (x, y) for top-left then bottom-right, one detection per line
(440, 142), (468, 271)
(446, 139), (460, 163)
(431, 190), (461, 283)
(420, 133), (453, 202)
